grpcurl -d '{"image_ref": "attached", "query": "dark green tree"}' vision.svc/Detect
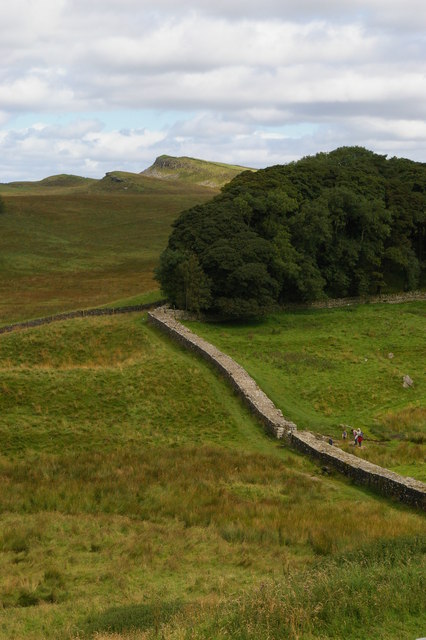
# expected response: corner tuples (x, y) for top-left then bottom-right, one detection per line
(156, 147), (426, 318)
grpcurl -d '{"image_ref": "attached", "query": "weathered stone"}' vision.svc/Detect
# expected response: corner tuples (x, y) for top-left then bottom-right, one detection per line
(403, 374), (414, 388)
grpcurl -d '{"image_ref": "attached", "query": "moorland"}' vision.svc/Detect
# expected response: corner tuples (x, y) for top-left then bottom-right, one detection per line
(0, 167), (219, 324)
(0, 152), (425, 639)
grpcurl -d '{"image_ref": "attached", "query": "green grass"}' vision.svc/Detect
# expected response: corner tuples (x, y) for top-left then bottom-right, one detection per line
(0, 181), (215, 324)
(100, 290), (165, 309)
(1, 158), (424, 639)
(0, 156), (248, 327)
(185, 302), (426, 480)
(0, 313), (424, 639)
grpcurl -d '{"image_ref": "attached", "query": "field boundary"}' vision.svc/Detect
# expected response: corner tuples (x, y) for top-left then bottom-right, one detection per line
(148, 305), (426, 510)
(0, 300), (166, 335)
(281, 290), (426, 310)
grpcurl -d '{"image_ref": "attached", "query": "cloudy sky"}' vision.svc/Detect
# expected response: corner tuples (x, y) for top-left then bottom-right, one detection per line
(1, 0), (425, 181)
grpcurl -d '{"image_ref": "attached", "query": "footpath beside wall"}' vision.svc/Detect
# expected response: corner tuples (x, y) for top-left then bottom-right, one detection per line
(148, 306), (426, 510)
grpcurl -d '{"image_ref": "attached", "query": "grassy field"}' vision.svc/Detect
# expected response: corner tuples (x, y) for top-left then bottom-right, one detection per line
(186, 302), (426, 481)
(0, 313), (424, 639)
(0, 164), (425, 639)
(0, 176), (216, 324)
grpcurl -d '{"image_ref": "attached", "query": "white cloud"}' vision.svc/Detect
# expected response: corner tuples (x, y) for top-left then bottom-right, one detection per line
(0, 0), (425, 179)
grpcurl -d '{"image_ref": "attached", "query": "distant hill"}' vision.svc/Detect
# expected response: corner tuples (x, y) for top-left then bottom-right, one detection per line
(0, 174), (96, 195)
(141, 155), (256, 188)
(0, 154), (252, 195)
(90, 170), (214, 195)
(39, 174), (95, 188)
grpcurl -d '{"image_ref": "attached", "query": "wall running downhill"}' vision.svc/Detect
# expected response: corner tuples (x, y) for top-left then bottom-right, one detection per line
(148, 306), (426, 510)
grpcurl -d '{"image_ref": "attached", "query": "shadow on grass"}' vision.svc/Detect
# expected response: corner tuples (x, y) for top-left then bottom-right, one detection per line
(83, 600), (183, 636)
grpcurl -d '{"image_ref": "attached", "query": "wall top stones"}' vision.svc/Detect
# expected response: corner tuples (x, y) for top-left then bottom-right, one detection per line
(148, 306), (426, 510)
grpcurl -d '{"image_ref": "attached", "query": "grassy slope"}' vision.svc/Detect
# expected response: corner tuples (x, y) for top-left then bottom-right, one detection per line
(0, 314), (424, 639)
(0, 162), (424, 639)
(0, 179), (216, 324)
(186, 302), (426, 481)
(0, 155), (257, 324)
(142, 154), (256, 187)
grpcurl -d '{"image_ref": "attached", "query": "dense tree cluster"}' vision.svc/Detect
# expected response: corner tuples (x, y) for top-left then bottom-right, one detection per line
(156, 147), (426, 318)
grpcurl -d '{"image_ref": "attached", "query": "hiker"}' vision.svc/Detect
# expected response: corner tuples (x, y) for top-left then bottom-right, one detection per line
(342, 429), (347, 440)
(353, 429), (358, 446)
(328, 438), (333, 446)
(357, 430), (364, 447)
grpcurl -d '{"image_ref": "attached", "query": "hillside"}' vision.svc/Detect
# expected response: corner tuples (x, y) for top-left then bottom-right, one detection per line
(0, 168), (223, 196)
(0, 312), (424, 639)
(0, 178), (217, 324)
(142, 154), (256, 187)
(0, 152), (257, 323)
(186, 301), (426, 482)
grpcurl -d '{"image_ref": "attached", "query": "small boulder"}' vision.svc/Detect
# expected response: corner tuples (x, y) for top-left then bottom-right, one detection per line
(402, 374), (413, 388)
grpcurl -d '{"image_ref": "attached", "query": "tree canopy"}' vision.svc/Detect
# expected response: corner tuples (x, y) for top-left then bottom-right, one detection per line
(156, 147), (426, 318)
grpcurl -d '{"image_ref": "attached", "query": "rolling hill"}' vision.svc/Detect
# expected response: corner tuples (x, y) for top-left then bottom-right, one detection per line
(141, 154), (256, 187)
(0, 155), (252, 324)
(0, 155), (254, 196)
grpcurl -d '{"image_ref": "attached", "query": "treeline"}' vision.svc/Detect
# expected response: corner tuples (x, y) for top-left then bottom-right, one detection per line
(157, 147), (426, 318)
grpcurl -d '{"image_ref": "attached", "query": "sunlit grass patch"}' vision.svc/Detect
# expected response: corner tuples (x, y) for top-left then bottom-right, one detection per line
(185, 302), (426, 478)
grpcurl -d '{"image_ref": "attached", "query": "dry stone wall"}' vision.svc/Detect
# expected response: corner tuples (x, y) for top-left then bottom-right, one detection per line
(291, 431), (426, 509)
(282, 290), (426, 311)
(148, 306), (297, 439)
(148, 306), (426, 510)
(0, 300), (166, 336)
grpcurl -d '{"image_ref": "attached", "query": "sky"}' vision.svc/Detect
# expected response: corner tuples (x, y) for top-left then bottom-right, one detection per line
(1, 0), (425, 181)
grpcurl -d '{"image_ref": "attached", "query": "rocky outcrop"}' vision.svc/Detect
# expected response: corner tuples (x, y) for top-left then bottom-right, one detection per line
(148, 306), (426, 510)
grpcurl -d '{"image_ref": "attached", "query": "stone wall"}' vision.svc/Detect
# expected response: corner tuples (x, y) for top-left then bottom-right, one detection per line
(291, 431), (426, 509)
(0, 300), (166, 336)
(148, 306), (297, 440)
(148, 306), (426, 510)
(282, 290), (426, 311)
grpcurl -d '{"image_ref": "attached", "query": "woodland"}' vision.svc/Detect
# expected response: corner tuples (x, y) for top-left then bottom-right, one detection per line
(157, 147), (425, 317)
